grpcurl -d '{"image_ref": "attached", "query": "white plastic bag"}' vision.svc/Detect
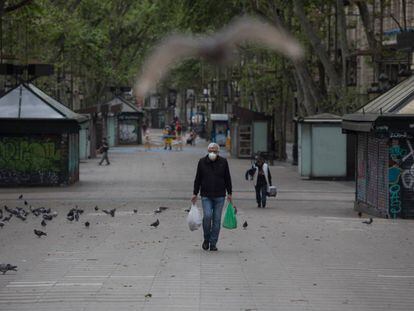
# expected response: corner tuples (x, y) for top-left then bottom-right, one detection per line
(267, 185), (277, 197)
(187, 204), (202, 231)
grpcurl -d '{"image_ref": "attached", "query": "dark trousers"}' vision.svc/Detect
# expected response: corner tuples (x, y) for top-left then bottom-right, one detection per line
(201, 196), (225, 246)
(99, 151), (110, 165)
(255, 184), (267, 207)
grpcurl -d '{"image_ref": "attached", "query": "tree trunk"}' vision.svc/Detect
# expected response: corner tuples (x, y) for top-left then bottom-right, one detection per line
(354, 0), (383, 78)
(293, 0), (343, 98)
(336, 0), (349, 86)
(354, 1), (379, 53)
(265, 1), (320, 115)
(336, 0), (349, 113)
(247, 66), (260, 111)
(293, 63), (318, 115)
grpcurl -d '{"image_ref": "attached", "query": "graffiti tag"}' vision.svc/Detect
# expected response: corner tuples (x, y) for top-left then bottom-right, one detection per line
(0, 137), (61, 172)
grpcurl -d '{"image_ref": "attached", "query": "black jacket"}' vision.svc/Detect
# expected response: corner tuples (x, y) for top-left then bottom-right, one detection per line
(193, 155), (232, 197)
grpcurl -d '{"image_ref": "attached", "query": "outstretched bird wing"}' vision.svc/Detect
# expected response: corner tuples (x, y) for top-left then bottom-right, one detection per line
(215, 16), (303, 61)
(135, 15), (303, 98)
(135, 35), (199, 98)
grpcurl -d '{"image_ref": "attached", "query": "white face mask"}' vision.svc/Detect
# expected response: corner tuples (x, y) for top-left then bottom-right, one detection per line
(208, 152), (217, 161)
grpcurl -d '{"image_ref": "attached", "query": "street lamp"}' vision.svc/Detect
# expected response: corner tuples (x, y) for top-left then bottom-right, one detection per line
(223, 83), (229, 113)
(185, 89), (195, 128)
(248, 92), (254, 110)
(292, 89), (299, 166)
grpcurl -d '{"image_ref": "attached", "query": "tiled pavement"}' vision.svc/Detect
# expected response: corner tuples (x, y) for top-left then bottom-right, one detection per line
(0, 136), (414, 310)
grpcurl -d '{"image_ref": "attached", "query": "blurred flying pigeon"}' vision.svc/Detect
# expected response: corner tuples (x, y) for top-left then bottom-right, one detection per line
(362, 218), (373, 225)
(0, 264), (17, 274)
(34, 229), (47, 237)
(243, 221), (248, 229)
(135, 15), (303, 98)
(150, 219), (160, 227)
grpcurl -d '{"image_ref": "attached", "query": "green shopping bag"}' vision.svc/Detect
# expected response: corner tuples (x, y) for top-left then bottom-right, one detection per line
(222, 202), (237, 229)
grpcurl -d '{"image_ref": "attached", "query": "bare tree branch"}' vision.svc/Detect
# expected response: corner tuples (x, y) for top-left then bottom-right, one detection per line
(4, 0), (33, 13)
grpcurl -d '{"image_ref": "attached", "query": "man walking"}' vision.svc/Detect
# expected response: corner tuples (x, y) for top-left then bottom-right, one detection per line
(98, 138), (110, 165)
(192, 143), (233, 251)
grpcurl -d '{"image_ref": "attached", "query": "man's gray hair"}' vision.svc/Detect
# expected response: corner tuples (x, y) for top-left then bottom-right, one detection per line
(208, 142), (220, 151)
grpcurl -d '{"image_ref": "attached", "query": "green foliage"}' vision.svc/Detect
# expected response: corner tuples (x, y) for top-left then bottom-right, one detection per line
(0, 0), (399, 118)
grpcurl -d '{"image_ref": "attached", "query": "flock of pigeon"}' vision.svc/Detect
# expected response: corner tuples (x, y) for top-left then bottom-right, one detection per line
(0, 194), (167, 275)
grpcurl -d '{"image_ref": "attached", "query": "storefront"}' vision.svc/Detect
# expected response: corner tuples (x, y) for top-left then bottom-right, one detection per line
(343, 114), (414, 219)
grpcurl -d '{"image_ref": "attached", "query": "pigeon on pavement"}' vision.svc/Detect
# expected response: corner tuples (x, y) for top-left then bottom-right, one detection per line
(103, 208), (116, 217)
(41, 220), (47, 227)
(0, 264), (17, 274)
(243, 221), (248, 229)
(34, 229), (47, 237)
(43, 214), (53, 221)
(16, 214), (26, 221)
(150, 219), (160, 227)
(4, 206), (17, 216)
(362, 218), (373, 225)
(2, 214), (12, 222)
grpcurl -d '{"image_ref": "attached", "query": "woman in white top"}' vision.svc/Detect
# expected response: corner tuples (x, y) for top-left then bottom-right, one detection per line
(253, 157), (272, 208)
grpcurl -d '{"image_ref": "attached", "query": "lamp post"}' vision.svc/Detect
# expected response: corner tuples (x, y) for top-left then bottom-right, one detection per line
(189, 92), (195, 128)
(248, 92), (254, 110)
(292, 90), (299, 166)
